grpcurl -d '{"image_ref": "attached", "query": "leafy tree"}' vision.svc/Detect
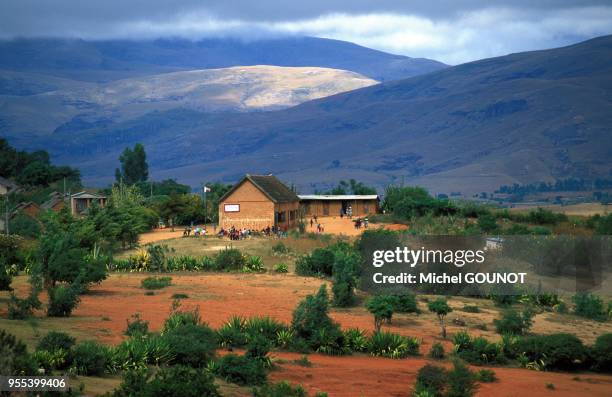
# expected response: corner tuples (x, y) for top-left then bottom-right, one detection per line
(331, 250), (360, 307)
(366, 295), (397, 331)
(428, 298), (452, 339)
(477, 213), (498, 233)
(493, 308), (534, 335)
(326, 179), (376, 195)
(291, 285), (343, 350)
(116, 143), (149, 185)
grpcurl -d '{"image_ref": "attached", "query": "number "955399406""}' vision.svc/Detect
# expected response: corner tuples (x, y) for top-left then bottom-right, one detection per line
(1, 376), (68, 391)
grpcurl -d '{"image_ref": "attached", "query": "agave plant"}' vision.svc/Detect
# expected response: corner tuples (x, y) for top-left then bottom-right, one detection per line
(244, 316), (288, 343)
(162, 306), (201, 334)
(217, 315), (248, 348)
(242, 256), (265, 273)
(276, 329), (295, 349)
(368, 331), (420, 359)
(343, 328), (368, 352)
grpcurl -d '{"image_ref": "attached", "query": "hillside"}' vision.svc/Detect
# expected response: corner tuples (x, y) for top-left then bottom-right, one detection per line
(0, 66), (377, 137)
(6, 36), (612, 194)
(0, 37), (447, 83)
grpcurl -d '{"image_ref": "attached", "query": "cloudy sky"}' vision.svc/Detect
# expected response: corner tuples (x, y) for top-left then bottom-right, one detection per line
(1, 0), (612, 64)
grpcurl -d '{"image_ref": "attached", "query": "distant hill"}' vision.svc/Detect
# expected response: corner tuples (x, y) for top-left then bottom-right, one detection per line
(4, 36), (612, 195)
(0, 37), (447, 83)
(0, 66), (376, 137)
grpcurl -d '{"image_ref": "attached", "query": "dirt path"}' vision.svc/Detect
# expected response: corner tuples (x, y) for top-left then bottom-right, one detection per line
(306, 216), (407, 236)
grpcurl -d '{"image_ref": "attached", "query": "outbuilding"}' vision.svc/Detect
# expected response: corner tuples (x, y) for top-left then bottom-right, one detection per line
(298, 194), (379, 217)
(218, 174), (300, 231)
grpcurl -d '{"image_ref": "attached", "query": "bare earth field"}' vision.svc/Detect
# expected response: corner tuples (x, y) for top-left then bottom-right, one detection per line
(2, 270), (612, 397)
(510, 203), (611, 216)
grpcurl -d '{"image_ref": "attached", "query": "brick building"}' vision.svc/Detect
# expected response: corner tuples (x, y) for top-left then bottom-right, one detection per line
(298, 194), (379, 217)
(218, 174), (300, 231)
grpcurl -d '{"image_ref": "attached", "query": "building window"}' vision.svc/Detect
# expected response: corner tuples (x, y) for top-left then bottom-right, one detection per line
(290, 210), (296, 221)
(277, 211), (286, 223)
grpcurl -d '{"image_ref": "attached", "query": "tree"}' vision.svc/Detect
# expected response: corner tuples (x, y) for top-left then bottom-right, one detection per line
(366, 295), (397, 331)
(327, 179), (377, 195)
(428, 298), (452, 339)
(116, 143), (149, 185)
(331, 250), (360, 307)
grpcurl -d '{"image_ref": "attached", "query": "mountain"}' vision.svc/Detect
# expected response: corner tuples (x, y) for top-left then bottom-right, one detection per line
(0, 37), (447, 83)
(5, 36), (612, 195)
(0, 66), (377, 137)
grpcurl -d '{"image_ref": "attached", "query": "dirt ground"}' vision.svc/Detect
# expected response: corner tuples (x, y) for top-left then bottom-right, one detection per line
(3, 272), (612, 396)
(510, 202), (610, 216)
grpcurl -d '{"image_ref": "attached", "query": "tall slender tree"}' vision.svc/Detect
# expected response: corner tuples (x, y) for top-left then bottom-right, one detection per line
(116, 143), (149, 185)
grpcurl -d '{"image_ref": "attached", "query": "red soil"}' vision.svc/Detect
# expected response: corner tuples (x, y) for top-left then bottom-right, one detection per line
(58, 273), (612, 397)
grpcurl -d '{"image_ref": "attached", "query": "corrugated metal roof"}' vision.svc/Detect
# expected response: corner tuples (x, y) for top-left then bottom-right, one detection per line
(298, 195), (379, 200)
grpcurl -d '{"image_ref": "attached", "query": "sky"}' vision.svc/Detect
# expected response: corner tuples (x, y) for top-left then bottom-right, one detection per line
(1, 1), (612, 64)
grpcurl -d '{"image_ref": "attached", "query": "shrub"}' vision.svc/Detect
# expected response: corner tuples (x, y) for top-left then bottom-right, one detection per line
(295, 247), (335, 276)
(141, 276), (172, 290)
(216, 354), (267, 386)
(452, 331), (506, 365)
(37, 331), (76, 353)
(215, 247), (245, 271)
(0, 329), (37, 376)
(291, 285), (342, 351)
(462, 305), (480, 313)
(591, 333), (612, 372)
(112, 366), (221, 397)
(71, 340), (110, 376)
(217, 315), (248, 348)
(429, 342), (445, 359)
(274, 263), (289, 273)
(166, 255), (199, 271)
(162, 303), (201, 333)
(447, 359), (477, 397)
(47, 284), (80, 317)
(10, 213), (41, 238)
(414, 364), (447, 397)
(393, 292), (419, 313)
(513, 333), (587, 370)
(474, 369), (497, 383)
(163, 324), (217, 367)
(572, 293), (607, 321)
(271, 242), (290, 255)
(32, 349), (68, 372)
(245, 334), (272, 368)
(171, 293), (189, 299)
(494, 308), (534, 335)
(253, 381), (307, 397)
(110, 335), (174, 372)
(368, 331), (420, 359)
(366, 295), (397, 331)
(244, 316), (288, 345)
(331, 250), (360, 307)
(276, 329), (295, 349)
(125, 313), (149, 337)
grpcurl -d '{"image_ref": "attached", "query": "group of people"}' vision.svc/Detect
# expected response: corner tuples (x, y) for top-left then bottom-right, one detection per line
(353, 217), (369, 229)
(217, 225), (287, 240)
(183, 225), (209, 237)
(309, 215), (325, 233)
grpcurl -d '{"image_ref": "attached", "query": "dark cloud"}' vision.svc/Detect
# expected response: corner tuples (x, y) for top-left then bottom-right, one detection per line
(1, 1), (611, 63)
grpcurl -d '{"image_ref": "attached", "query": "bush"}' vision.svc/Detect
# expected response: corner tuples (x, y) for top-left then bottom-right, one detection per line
(37, 331), (76, 353)
(110, 335), (174, 372)
(452, 331), (506, 365)
(414, 364), (447, 397)
(462, 305), (480, 313)
(253, 381), (307, 397)
(245, 334), (272, 368)
(112, 366), (221, 397)
(295, 247), (335, 276)
(217, 315), (248, 348)
(447, 360), (477, 397)
(0, 329), (37, 376)
(513, 333), (587, 371)
(474, 369), (497, 383)
(216, 354), (267, 386)
(572, 293), (607, 321)
(47, 284), (80, 317)
(429, 342), (445, 359)
(368, 331), (420, 358)
(10, 213), (41, 238)
(163, 324), (217, 367)
(125, 313), (149, 336)
(271, 242), (291, 255)
(162, 303), (201, 333)
(393, 292), (419, 313)
(244, 316), (288, 345)
(366, 295), (397, 331)
(215, 248), (245, 271)
(591, 333), (612, 372)
(291, 285), (342, 352)
(428, 298), (453, 339)
(274, 263), (289, 273)
(71, 340), (110, 376)
(331, 250), (360, 307)
(141, 276), (172, 290)
(494, 308), (534, 335)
